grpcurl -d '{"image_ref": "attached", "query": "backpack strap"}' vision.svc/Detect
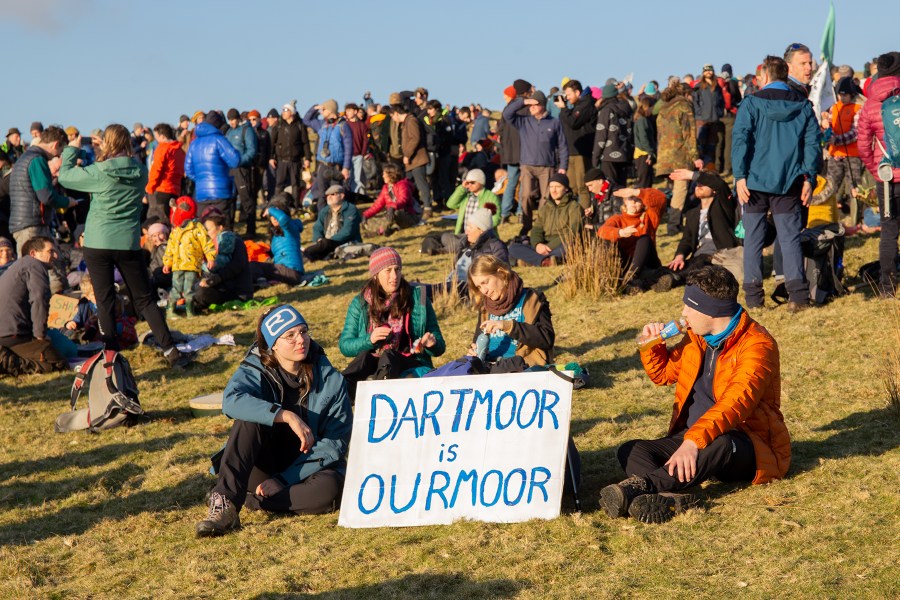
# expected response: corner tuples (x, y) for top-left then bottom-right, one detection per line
(69, 351), (105, 410)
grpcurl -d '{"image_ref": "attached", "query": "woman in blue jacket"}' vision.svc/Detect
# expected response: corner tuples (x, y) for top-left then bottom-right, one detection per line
(196, 304), (352, 537)
(251, 192), (305, 285)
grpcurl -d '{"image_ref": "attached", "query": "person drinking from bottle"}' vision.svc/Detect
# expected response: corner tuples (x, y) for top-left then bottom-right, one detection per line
(600, 265), (790, 524)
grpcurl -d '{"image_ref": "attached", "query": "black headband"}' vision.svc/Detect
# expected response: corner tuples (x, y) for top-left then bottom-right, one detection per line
(683, 285), (739, 318)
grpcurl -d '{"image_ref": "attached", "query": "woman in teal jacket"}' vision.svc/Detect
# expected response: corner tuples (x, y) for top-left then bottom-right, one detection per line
(339, 247), (445, 401)
(196, 304), (352, 537)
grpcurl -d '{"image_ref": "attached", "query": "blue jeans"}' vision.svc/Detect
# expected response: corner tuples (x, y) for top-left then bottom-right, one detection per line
(502, 165), (520, 218)
(742, 185), (808, 305)
(351, 155), (365, 194)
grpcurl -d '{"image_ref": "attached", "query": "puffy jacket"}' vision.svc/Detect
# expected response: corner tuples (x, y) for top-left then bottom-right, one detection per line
(593, 98), (633, 166)
(58, 147), (148, 251)
(474, 288), (554, 367)
(8, 146), (70, 233)
(640, 310), (791, 484)
(559, 91), (597, 157)
(339, 284), (445, 366)
(503, 98), (568, 169)
(146, 140), (185, 195)
(364, 178), (416, 219)
(312, 201), (362, 244)
(656, 96), (699, 174)
(731, 82), (821, 194)
(303, 108), (353, 169)
(445, 185), (501, 234)
(184, 123), (241, 201)
(531, 192), (583, 250)
(162, 219), (216, 273)
(225, 122), (258, 168)
(267, 206), (304, 273)
(858, 75), (900, 182)
(454, 229), (509, 270)
(221, 342), (352, 485)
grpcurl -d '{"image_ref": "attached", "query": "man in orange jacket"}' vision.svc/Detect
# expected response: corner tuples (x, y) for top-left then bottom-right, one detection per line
(601, 265), (791, 523)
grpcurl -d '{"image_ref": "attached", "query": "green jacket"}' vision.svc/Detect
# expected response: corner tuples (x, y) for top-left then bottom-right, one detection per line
(445, 184), (501, 234)
(530, 192), (583, 250)
(58, 147), (148, 251)
(339, 284), (445, 367)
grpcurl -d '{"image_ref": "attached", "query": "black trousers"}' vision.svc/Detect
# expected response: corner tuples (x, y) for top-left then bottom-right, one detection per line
(275, 160), (302, 200)
(82, 247), (175, 351)
(617, 429), (756, 493)
(214, 417), (342, 514)
(197, 199), (234, 227)
(342, 349), (421, 403)
(621, 235), (661, 275)
(250, 261), (304, 286)
(303, 238), (341, 262)
(192, 283), (250, 312)
(600, 161), (628, 187)
(633, 156), (654, 189)
(878, 181), (900, 293)
(147, 191), (175, 226)
(312, 162), (346, 211)
(232, 167), (257, 237)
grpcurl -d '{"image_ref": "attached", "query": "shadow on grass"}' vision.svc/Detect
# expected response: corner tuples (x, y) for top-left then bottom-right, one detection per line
(580, 354), (643, 389)
(789, 405), (900, 476)
(249, 572), (526, 599)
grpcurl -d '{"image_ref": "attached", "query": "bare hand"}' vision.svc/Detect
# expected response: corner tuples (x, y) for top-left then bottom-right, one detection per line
(693, 159), (704, 169)
(736, 179), (750, 204)
(639, 321), (666, 344)
(554, 97), (566, 108)
(480, 320), (505, 335)
(303, 159), (311, 169)
(370, 325), (391, 344)
(665, 439), (699, 482)
(420, 331), (437, 348)
(403, 157), (409, 166)
(255, 478), (285, 498)
(583, 205), (594, 217)
(199, 279), (210, 288)
(558, 168), (566, 175)
(535, 243), (552, 255)
(65, 321), (77, 331)
(669, 168), (695, 182)
(613, 187), (639, 199)
(801, 181), (812, 206)
(206, 259), (215, 270)
(668, 255), (686, 271)
(69, 135), (82, 148)
(619, 226), (638, 238)
(269, 159), (277, 169)
(162, 265), (171, 274)
(466, 342), (478, 357)
(523, 98), (539, 106)
(341, 168), (351, 181)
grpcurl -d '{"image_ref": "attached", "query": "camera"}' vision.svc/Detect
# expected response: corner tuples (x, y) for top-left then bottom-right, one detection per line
(321, 140), (331, 159)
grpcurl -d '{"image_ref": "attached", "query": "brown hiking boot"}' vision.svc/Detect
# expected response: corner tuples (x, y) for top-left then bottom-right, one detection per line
(628, 492), (702, 524)
(651, 273), (676, 293)
(196, 491), (241, 537)
(599, 475), (653, 518)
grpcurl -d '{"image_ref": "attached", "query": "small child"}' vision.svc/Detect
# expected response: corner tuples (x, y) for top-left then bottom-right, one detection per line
(162, 196), (216, 317)
(64, 273), (138, 347)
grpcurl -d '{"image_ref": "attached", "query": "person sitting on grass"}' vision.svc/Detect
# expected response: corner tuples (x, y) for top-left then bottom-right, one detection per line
(196, 304), (352, 537)
(0, 237), (16, 276)
(508, 173), (582, 267)
(653, 169), (742, 292)
(303, 185), (362, 262)
(252, 192), (305, 286)
(598, 185), (667, 289)
(162, 196), (216, 318)
(600, 265), (790, 524)
(192, 210), (254, 314)
(361, 163), (419, 235)
(436, 168), (501, 254)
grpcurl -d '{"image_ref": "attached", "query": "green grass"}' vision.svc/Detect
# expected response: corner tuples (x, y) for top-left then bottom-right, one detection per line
(1, 218), (898, 599)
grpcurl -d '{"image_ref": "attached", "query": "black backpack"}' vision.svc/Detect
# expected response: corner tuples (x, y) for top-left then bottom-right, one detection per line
(771, 223), (846, 305)
(55, 349), (145, 433)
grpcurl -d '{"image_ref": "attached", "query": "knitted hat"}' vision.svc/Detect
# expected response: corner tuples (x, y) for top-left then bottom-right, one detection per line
(512, 79), (532, 96)
(503, 85), (516, 100)
(226, 108), (240, 121)
(261, 305), (307, 348)
(322, 99), (339, 115)
(467, 207), (494, 232)
(836, 76), (860, 96)
(721, 63), (733, 77)
(282, 101), (297, 114)
(584, 167), (605, 183)
(877, 52), (900, 78)
(170, 196), (197, 228)
(645, 82), (658, 95)
(0, 237), (13, 250)
(205, 111), (225, 130)
(368, 247), (401, 278)
(601, 83), (617, 99)
(388, 92), (403, 106)
(148, 222), (169, 239)
(30, 121), (43, 133)
(266, 108), (279, 119)
(464, 168), (486, 185)
(248, 109), (261, 119)
(531, 91), (547, 106)
(549, 173), (570, 189)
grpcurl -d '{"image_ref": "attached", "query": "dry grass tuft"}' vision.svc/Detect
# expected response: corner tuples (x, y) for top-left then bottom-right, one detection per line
(430, 251), (466, 314)
(557, 230), (633, 300)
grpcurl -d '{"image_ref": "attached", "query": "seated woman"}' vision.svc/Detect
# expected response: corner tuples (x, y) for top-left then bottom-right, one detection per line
(193, 210), (254, 313)
(598, 186), (667, 289)
(466, 254), (554, 373)
(508, 174), (582, 267)
(361, 163), (419, 235)
(339, 247), (445, 400)
(251, 192), (305, 286)
(196, 304), (352, 537)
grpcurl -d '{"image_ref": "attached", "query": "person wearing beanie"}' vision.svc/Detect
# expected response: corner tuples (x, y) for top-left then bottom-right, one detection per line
(716, 62), (743, 176)
(269, 101), (312, 200)
(512, 79), (533, 97)
(592, 80), (634, 189)
(162, 195), (216, 317)
(508, 172), (581, 267)
(304, 185), (362, 262)
(339, 247), (445, 399)
(224, 108), (260, 238)
(303, 100), (353, 212)
(195, 304), (353, 537)
(858, 50), (900, 297)
(0, 237), (15, 276)
(603, 264), (790, 524)
(184, 110), (241, 225)
(503, 88), (568, 238)
(445, 167), (501, 237)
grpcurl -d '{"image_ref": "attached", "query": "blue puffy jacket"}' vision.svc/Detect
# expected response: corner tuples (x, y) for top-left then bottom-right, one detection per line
(267, 206), (304, 273)
(184, 123), (241, 201)
(303, 107), (353, 169)
(225, 122), (258, 168)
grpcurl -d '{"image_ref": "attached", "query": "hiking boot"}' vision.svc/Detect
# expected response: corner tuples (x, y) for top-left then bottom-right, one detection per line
(786, 300), (811, 314)
(422, 208), (433, 221)
(164, 347), (196, 369)
(628, 492), (702, 524)
(196, 491), (241, 537)
(599, 475), (653, 518)
(651, 273), (677, 293)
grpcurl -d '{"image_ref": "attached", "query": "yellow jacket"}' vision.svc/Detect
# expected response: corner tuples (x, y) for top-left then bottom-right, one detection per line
(162, 220), (216, 273)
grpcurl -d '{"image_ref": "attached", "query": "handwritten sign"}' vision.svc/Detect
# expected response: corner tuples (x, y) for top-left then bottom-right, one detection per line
(47, 294), (80, 329)
(338, 371), (573, 528)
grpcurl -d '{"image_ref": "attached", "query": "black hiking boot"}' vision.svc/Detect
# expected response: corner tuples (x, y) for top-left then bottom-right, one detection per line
(599, 475), (653, 518)
(196, 491), (241, 537)
(628, 492), (702, 524)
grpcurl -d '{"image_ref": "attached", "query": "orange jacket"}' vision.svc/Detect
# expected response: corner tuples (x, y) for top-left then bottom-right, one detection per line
(828, 101), (861, 158)
(640, 310), (791, 484)
(146, 140), (186, 195)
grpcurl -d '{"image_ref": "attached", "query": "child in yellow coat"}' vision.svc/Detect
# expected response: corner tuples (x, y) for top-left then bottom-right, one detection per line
(162, 197), (216, 317)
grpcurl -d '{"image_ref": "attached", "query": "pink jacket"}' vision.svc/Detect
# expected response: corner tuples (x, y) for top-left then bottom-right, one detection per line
(363, 178), (416, 219)
(857, 75), (900, 182)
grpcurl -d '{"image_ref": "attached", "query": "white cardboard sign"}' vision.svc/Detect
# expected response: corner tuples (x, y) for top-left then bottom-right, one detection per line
(338, 371), (573, 528)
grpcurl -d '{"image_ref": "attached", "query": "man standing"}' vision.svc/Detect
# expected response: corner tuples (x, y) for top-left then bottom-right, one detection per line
(8, 126), (76, 255)
(184, 111), (241, 223)
(732, 56), (820, 312)
(784, 43), (814, 98)
(498, 86), (524, 223)
(1, 128), (25, 164)
(146, 123), (186, 226)
(503, 91), (568, 237)
(29, 122), (43, 145)
(303, 100), (353, 212)
(344, 103), (370, 197)
(390, 98), (431, 218)
(592, 83), (632, 186)
(226, 108), (259, 238)
(247, 110), (270, 205)
(717, 63), (743, 176)
(132, 123), (148, 164)
(601, 265), (790, 524)
(556, 79), (597, 213)
(270, 101), (311, 200)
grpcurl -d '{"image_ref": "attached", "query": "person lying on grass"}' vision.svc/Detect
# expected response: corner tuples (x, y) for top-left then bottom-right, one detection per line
(600, 265), (791, 524)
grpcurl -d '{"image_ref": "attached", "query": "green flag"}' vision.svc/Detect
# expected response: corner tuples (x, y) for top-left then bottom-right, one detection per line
(820, 0), (835, 65)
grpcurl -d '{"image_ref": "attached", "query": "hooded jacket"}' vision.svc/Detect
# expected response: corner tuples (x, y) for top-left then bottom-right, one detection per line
(559, 91), (598, 157)
(225, 122), (259, 168)
(267, 206), (304, 273)
(163, 219), (216, 273)
(857, 75), (900, 182)
(445, 185), (501, 234)
(146, 140), (185, 195)
(530, 191), (583, 250)
(184, 123), (241, 201)
(656, 96), (699, 174)
(593, 98), (633, 165)
(221, 342), (352, 485)
(640, 310), (791, 485)
(58, 147), (148, 251)
(731, 83), (820, 194)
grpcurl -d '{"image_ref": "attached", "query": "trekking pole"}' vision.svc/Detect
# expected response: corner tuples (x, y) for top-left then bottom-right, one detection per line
(566, 450), (582, 512)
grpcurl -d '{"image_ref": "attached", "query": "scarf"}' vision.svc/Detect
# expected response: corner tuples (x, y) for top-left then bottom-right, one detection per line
(484, 273), (524, 316)
(702, 306), (744, 349)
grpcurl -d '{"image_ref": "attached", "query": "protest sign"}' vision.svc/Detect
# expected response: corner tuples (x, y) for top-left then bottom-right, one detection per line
(47, 294), (80, 329)
(339, 370), (573, 528)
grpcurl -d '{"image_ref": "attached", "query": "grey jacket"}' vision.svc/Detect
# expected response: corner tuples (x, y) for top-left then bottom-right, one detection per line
(0, 255), (51, 340)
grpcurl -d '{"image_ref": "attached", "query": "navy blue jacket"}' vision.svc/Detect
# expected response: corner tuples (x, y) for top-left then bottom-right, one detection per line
(502, 98), (568, 170)
(185, 123), (241, 201)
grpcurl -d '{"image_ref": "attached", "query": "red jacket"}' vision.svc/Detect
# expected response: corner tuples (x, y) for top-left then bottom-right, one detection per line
(641, 311), (791, 484)
(363, 179), (416, 219)
(857, 75), (900, 182)
(598, 188), (667, 256)
(146, 140), (186, 195)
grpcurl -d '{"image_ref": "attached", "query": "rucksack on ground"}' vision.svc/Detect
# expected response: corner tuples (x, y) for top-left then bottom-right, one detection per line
(333, 242), (378, 261)
(771, 223), (845, 305)
(55, 349), (145, 433)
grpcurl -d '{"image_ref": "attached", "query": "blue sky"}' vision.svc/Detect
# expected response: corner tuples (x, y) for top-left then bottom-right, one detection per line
(1, 0), (896, 137)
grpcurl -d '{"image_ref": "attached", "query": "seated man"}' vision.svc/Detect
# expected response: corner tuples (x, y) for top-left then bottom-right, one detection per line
(0, 235), (67, 374)
(653, 169), (743, 291)
(303, 185), (362, 262)
(601, 265), (790, 523)
(508, 173), (582, 267)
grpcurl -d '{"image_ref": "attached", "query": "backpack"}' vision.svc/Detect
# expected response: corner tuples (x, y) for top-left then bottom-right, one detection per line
(333, 242), (378, 261)
(55, 349), (145, 433)
(880, 90), (900, 169)
(422, 356), (487, 378)
(770, 223), (845, 305)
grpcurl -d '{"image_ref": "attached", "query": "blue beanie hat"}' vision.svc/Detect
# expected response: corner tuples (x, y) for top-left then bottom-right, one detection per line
(645, 82), (658, 95)
(261, 305), (307, 348)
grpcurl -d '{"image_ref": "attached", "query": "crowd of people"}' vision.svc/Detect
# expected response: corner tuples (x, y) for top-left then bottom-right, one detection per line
(2, 46), (899, 534)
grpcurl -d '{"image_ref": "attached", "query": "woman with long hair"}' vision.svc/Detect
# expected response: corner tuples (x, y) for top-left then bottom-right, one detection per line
(196, 304), (352, 537)
(339, 247), (445, 399)
(58, 124), (192, 367)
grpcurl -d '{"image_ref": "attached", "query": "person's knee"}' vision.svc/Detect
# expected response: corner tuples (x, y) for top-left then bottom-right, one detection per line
(617, 440), (639, 469)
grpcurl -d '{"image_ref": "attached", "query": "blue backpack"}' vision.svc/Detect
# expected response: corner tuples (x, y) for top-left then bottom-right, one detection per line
(880, 89), (900, 169)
